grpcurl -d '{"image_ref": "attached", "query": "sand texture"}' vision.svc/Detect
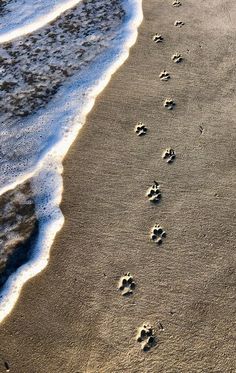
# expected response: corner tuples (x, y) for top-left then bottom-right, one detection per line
(0, 0), (236, 372)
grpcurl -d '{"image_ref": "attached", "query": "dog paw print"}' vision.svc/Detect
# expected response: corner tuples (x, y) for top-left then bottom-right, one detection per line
(159, 70), (170, 81)
(118, 272), (135, 296)
(174, 20), (185, 27)
(172, 53), (183, 63)
(136, 324), (157, 351)
(173, 0), (181, 6)
(164, 98), (175, 110)
(150, 224), (166, 245)
(162, 148), (176, 163)
(146, 181), (161, 203)
(152, 33), (163, 43)
(135, 122), (147, 136)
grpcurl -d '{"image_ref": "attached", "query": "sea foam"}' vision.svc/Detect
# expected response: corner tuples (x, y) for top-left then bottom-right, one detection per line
(0, 0), (143, 322)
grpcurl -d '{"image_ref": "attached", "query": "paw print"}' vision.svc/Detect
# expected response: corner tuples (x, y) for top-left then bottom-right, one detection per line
(146, 181), (161, 203)
(174, 20), (185, 27)
(172, 53), (183, 63)
(135, 122), (147, 136)
(159, 70), (170, 81)
(173, 0), (181, 6)
(162, 148), (176, 163)
(150, 224), (166, 245)
(152, 33), (163, 43)
(164, 98), (175, 110)
(136, 323), (157, 351)
(118, 272), (135, 296)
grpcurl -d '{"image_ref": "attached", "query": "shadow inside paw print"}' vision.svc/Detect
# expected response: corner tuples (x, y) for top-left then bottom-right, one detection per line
(135, 122), (147, 136)
(162, 148), (176, 163)
(146, 181), (161, 203)
(150, 224), (166, 245)
(152, 33), (163, 43)
(174, 20), (185, 27)
(118, 272), (135, 296)
(164, 98), (175, 110)
(172, 53), (183, 63)
(159, 70), (170, 81)
(137, 324), (157, 351)
(173, 0), (181, 6)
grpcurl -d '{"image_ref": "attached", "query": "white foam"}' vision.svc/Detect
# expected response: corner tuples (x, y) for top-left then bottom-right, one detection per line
(0, 0), (143, 323)
(0, 0), (82, 43)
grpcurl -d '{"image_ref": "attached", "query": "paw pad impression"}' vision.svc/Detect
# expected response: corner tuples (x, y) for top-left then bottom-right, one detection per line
(173, 0), (181, 6)
(174, 20), (185, 27)
(172, 53), (182, 63)
(137, 324), (157, 351)
(162, 148), (176, 163)
(118, 272), (135, 296)
(164, 98), (175, 110)
(146, 181), (161, 203)
(150, 224), (166, 245)
(152, 34), (163, 43)
(159, 70), (170, 81)
(135, 122), (147, 136)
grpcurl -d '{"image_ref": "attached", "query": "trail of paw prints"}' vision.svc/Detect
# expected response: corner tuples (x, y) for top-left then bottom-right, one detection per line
(146, 181), (161, 203)
(172, 53), (183, 63)
(135, 122), (148, 136)
(159, 70), (170, 81)
(172, 0), (181, 6)
(162, 148), (176, 163)
(164, 98), (175, 110)
(150, 224), (166, 245)
(136, 323), (157, 351)
(118, 272), (135, 296)
(152, 33), (163, 43)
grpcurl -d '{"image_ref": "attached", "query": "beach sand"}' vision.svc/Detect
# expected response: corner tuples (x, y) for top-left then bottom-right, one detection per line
(0, 0), (236, 372)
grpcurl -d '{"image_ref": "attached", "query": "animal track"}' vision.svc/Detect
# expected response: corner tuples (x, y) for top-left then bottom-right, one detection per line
(152, 34), (163, 43)
(146, 181), (161, 203)
(150, 224), (166, 245)
(172, 53), (183, 63)
(162, 148), (176, 163)
(164, 98), (175, 110)
(159, 70), (170, 81)
(172, 0), (181, 6)
(135, 122), (147, 136)
(118, 272), (135, 296)
(174, 20), (185, 27)
(136, 323), (157, 351)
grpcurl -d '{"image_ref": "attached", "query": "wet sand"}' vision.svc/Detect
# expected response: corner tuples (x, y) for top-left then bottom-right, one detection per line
(0, 0), (236, 372)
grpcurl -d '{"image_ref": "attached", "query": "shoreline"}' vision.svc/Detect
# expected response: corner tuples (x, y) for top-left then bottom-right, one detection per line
(0, 0), (236, 372)
(0, 0), (142, 323)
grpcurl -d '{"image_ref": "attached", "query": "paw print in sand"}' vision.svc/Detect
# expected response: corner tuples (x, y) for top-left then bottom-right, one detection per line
(118, 272), (135, 296)
(152, 33), (163, 43)
(137, 323), (157, 351)
(173, 0), (181, 6)
(150, 224), (166, 245)
(172, 53), (183, 63)
(164, 98), (175, 110)
(159, 70), (170, 81)
(146, 181), (161, 203)
(162, 148), (176, 163)
(135, 122), (147, 136)
(174, 20), (185, 27)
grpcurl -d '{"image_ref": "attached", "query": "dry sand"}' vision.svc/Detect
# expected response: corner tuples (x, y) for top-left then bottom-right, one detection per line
(0, 0), (236, 372)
